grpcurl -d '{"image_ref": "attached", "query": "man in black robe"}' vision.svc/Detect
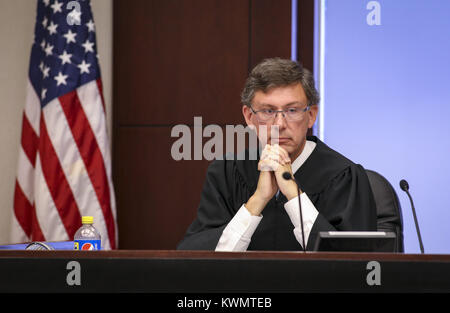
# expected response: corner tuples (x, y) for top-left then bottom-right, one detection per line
(177, 58), (377, 251)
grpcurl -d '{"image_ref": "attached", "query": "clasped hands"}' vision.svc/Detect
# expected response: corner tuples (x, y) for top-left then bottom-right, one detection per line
(245, 144), (300, 216)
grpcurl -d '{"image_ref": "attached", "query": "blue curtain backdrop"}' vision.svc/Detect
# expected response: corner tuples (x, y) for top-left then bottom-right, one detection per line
(316, 0), (450, 253)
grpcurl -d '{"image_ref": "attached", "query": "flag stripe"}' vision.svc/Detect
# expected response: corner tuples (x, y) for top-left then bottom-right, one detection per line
(15, 146), (36, 240)
(30, 203), (46, 242)
(13, 180), (33, 238)
(13, 180), (45, 241)
(33, 154), (70, 242)
(10, 212), (29, 244)
(59, 90), (116, 249)
(24, 80), (41, 136)
(20, 112), (39, 167)
(39, 113), (82, 239)
(96, 78), (106, 112)
(16, 147), (35, 204)
(77, 81), (111, 169)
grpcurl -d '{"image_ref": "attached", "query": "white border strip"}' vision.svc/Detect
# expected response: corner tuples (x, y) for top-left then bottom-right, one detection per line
(318, 0), (326, 141)
(291, 0), (298, 61)
(328, 231), (387, 236)
(313, 0), (326, 141)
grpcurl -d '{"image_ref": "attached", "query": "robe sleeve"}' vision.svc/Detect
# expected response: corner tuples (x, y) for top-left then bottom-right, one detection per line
(306, 164), (377, 250)
(177, 159), (249, 250)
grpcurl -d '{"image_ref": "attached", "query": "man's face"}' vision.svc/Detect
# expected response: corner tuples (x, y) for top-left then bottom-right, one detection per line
(242, 83), (318, 160)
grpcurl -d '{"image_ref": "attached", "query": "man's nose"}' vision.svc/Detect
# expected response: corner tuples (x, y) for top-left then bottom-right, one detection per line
(273, 111), (287, 128)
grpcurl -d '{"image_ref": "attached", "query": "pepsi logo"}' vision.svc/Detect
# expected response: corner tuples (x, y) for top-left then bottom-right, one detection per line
(81, 243), (95, 250)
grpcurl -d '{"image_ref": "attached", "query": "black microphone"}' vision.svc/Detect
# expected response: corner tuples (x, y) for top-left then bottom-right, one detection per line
(400, 179), (425, 254)
(282, 172), (306, 252)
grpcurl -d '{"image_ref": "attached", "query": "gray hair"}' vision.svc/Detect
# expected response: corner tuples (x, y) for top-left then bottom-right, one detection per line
(241, 58), (319, 107)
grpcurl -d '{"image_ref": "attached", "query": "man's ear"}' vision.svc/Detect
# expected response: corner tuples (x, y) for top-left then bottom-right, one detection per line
(242, 105), (254, 127)
(307, 105), (319, 129)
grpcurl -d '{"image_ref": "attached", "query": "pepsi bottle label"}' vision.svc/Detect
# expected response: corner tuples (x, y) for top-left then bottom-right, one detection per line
(74, 239), (101, 250)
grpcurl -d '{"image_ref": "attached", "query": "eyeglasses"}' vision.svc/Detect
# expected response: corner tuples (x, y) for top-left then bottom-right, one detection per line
(250, 105), (310, 123)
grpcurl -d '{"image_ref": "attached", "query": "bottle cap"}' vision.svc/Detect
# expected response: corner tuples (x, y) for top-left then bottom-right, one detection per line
(82, 216), (94, 224)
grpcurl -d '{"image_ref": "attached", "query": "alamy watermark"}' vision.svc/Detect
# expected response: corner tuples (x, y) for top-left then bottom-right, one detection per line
(366, 261), (381, 286)
(66, 260), (81, 286)
(170, 117), (279, 161)
(366, 1), (381, 26)
(66, 1), (82, 26)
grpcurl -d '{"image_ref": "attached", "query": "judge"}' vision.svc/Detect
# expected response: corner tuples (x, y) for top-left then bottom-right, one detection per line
(177, 58), (377, 251)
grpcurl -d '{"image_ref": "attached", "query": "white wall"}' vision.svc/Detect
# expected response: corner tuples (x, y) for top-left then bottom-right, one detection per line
(0, 0), (113, 244)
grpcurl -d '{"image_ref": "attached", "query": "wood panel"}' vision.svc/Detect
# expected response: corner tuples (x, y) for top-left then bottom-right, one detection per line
(298, 0), (315, 71)
(114, 127), (209, 249)
(250, 0), (292, 69)
(114, 0), (249, 126)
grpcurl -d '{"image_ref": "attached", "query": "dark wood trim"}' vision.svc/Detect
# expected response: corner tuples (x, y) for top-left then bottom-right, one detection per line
(297, 0), (315, 71)
(1, 250), (449, 262)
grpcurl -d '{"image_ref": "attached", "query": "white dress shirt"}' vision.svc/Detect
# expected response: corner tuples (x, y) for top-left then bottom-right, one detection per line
(215, 140), (319, 251)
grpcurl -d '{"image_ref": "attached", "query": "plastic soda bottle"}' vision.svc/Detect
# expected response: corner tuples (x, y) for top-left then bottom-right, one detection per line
(74, 216), (101, 250)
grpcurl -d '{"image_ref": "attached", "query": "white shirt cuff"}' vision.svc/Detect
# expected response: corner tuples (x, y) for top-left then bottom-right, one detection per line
(284, 193), (319, 249)
(215, 204), (262, 252)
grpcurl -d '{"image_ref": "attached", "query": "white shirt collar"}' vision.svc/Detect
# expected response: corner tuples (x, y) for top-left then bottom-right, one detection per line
(291, 140), (316, 174)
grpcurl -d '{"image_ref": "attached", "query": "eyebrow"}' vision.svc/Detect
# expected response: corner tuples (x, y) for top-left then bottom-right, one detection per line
(255, 101), (305, 108)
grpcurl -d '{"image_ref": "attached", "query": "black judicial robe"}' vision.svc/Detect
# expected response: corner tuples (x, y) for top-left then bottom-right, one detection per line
(177, 136), (377, 251)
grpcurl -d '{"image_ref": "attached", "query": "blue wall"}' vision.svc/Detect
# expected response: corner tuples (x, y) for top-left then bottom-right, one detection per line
(317, 0), (450, 253)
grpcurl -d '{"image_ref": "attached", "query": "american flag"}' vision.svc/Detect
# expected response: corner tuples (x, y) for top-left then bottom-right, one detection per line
(11, 0), (117, 249)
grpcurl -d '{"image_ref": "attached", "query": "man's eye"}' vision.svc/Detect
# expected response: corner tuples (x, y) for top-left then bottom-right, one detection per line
(287, 108), (298, 113)
(263, 109), (274, 114)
